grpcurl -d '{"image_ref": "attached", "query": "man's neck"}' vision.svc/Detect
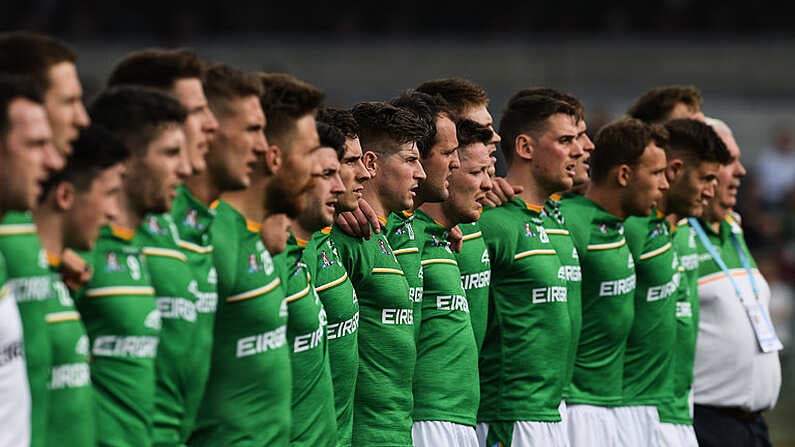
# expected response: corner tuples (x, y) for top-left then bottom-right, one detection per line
(705, 207), (727, 232)
(505, 168), (550, 207)
(222, 175), (267, 223)
(362, 189), (389, 221)
(290, 219), (317, 242)
(587, 185), (627, 220)
(419, 202), (454, 229)
(184, 172), (221, 206)
(117, 192), (145, 229)
(32, 208), (64, 256)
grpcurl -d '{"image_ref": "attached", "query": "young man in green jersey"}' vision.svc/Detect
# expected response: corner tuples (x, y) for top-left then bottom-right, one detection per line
(107, 49), (225, 446)
(311, 107), (370, 446)
(650, 118), (730, 447)
(332, 101), (426, 446)
(0, 76), (59, 447)
(79, 86), (190, 447)
(691, 118), (781, 447)
(33, 125), (129, 447)
(476, 94), (582, 447)
(411, 118), (493, 446)
(560, 118), (670, 446)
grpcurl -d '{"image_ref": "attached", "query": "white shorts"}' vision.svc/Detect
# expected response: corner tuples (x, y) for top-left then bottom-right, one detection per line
(613, 405), (660, 447)
(412, 420), (479, 447)
(656, 422), (697, 447)
(566, 404), (618, 447)
(476, 420), (569, 447)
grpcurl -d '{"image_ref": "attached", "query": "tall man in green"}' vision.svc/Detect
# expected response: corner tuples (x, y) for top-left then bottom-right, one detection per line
(476, 94), (582, 446)
(78, 86), (191, 447)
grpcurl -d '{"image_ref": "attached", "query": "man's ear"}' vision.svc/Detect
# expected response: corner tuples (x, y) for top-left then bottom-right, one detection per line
(264, 144), (282, 175)
(363, 151), (378, 178)
(55, 182), (75, 212)
(616, 164), (631, 187)
(514, 134), (534, 161)
(666, 158), (684, 183)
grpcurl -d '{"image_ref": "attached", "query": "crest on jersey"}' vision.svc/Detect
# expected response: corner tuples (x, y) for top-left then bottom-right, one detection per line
(145, 216), (168, 235)
(105, 252), (125, 272)
(144, 310), (162, 331)
(183, 209), (206, 230)
(247, 253), (261, 273)
(524, 222), (535, 238)
(599, 223), (608, 234)
(320, 250), (334, 268)
(649, 221), (670, 239)
(377, 239), (391, 255)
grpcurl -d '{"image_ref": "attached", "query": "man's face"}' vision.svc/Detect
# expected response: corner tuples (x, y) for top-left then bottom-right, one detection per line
(376, 142), (426, 214)
(206, 95), (267, 192)
(529, 113), (582, 195)
(64, 163), (124, 250)
(267, 114), (320, 218)
(710, 130), (746, 215)
(668, 102), (706, 122)
(0, 98), (57, 211)
(126, 125), (190, 215)
(666, 160), (720, 218)
(625, 142), (669, 217)
(336, 136), (370, 212)
(572, 119), (595, 188)
(418, 114), (459, 203)
(463, 104), (500, 172)
(297, 147), (344, 232)
(44, 61), (90, 159)
(442, 142), (493, 224)
(171, 78), (218, 175)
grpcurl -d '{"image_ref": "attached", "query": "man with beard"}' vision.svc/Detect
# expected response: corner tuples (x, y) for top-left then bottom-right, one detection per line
(107, 48), (223, 446)
(33, 126), (129, 446)
(77, 86), (190, 447)
(411, 118), (493, 446)
(0, 76), (59, 447)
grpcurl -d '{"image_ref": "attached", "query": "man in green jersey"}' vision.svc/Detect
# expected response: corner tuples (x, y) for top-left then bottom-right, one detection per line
(311, 107), (370, 446)
(107, 49), (224, 445)
(0, 76), (60, 447)
(332, 102), (426, 446)
(411, 118), (493, 446)
(647, 118), (730, 447)
(477, 94), (582, 446)
(560, 118), (669, 446)
(34, 126), (129, 447)
(78, 86), (190, 447)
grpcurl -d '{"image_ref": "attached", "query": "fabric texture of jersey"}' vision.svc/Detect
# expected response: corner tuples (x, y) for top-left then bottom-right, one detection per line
(0, 212), (52, 447)
(0, 251), (31, 447)
(46, 261), (94, 447)
(692, 214), (780, 411)
(622, 211), (678, 406)
(455, 221), (490, 353)
(559, 194), (636, 407)
(277, 233), (336, 447)
(386, 211), (423, 341)
(330, 222), (415, 446)
(412, 210), (479, 427)
(75, 224), (159, 447)
(305, 227), (359, 446)
(478, 198), (572, 422)
(189, 200), (290, 447)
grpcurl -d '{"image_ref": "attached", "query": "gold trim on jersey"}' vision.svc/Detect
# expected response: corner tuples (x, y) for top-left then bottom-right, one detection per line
(0, 223), (37, 236)
(544, 229), (570, 235)
(177, 240), (213, 254)
(226, 278), (281, 303)
(285, 284), (311, 303)
(461, 231), (482, 242)
(142, 247), (188, 262)
(514, 249), (557, 260)
(393, 247), (419, 255)
(697, 268), (759, 287)
(420, 258), (458, 266)
(372, 268), (404, 275)
(85, 286), (155, 298)
(639, 241), (672, 261)
(588, 239), (627, 251)
(46, 311), (81, 323)
(315, 272), (348, 292)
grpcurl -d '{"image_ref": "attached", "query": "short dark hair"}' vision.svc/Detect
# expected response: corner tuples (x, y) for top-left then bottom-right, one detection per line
(203, 64), (262, 118)
(107, 48), (205, 91)
(317, 121), (346, 160)
(0, 31), (76, 91)
(627, 85), (703, 124)
(456, 119), (493, 148)
(351, 101), (429, 157)
(389, 90), (449, 158)
(416, 78), (489, 118)
(590, 118), (669, 184)
(0, 75), (44, 140)
(316, 106), (358, 139)
(509, 87), (584, 122)
(89, 86), (187, 155)
(498, 94), (578, 165)
(257, 73), (324, 147)
(41, 125), (130, 199)
(664, 118), (731, 165)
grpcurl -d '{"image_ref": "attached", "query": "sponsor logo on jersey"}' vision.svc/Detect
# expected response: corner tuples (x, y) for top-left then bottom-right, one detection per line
(381, 308), (413, 325)
(236, 325), (286, 358)
(481, 249), (490, 264)
(49, 362), (90, 390)
(92, 336), (159, 358)
(646, 271), (681, 302)
(524, 222), (549, 242)
(531, 286), (567, 304)
(628, 253), (635, 269)
(572, 247), (578, 259)
(429, 234), (451, 252)
(144, 309), (162, 331)
(37, 249), (48, 269)
(327, 311), (359, 340)
(189, 280), (218, 313)
(105, 252), (124, 272)
(558, 265), (582, 282)
(437, 294), (469, 312)
(599, 274), (637, 297)
(392, 221), (415, 240)
(8, 276), (51, 302)
(54, 279), (73, 306)
(157, 296), (197, 322)
(293, 308), (327, 353)
(409, 286), (423, 303)
(76, 335), (89, 356)
(319, 250), (334, 268)
(524, 222), (535, 237)
(676, 301), (693, 318)
(680, 253), (699, 271)
(207, 267), (217, 285)
(461, 270), (490, 290)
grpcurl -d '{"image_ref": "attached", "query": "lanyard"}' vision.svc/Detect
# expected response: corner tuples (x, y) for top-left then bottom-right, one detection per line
(689, 217), (759, 301)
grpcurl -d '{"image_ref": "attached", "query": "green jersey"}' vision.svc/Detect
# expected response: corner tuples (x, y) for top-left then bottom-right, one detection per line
(386, 212), (423, 341)
(623, 211), (679, 405)
(330, 222), (415, 446)
(478, 198), (571, 422)
(456, 221), (491, 353)
(0, 212), (53, 447)
(137, 212), (203, 446)
(276, 233), (336, 447)
(559, 194), (637, 406)
(658, 219), (700, 424)
(305, 227), (359, 446)
(190, 200), (290, 447)
(46, 259), (94, 447)
(413, 210), (479, 426)
(75, 224), (160, 447)
(544, 194), (582, 399)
